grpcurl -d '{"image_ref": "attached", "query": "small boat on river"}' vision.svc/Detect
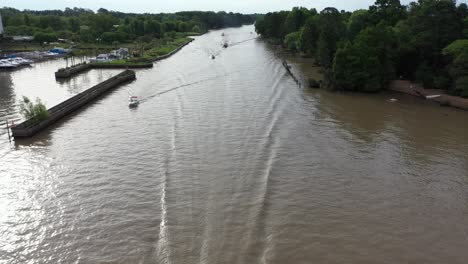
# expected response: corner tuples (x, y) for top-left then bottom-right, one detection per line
(0, 60), (17, 69)
(129, 96), (141, 108)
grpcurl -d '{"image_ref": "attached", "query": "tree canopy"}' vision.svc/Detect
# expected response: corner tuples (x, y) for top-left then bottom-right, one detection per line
(1, 7), (256, 44)
(255, 0), (468, 96)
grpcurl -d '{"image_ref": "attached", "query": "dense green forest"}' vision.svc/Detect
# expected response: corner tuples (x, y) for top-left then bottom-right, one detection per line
(255, 0), (468, 97)
(0, 7), (255, 43)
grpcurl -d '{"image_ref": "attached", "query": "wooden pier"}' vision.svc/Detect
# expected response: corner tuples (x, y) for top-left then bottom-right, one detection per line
(282, 60), (301, 85)
(11, 70), (136, 138)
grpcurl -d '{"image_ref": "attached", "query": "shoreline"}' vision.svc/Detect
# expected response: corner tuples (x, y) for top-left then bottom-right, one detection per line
(260, 38), (468, 112)
(54, 38), (195, 78)
(388, 80), (468, 111)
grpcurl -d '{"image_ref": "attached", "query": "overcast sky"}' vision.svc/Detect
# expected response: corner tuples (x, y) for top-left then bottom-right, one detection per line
(2, 0), (468, 14)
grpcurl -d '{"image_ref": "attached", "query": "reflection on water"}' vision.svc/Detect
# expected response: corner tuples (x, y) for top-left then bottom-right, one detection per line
(0, 72), (16, 124)
(1, 25), (468, 264)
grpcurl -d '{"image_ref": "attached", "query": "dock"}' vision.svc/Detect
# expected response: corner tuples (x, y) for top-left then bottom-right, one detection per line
(11, 70), (136, 138)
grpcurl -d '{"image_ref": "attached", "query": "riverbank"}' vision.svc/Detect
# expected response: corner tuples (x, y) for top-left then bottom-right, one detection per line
(389, 80), (468, 111)
(54, 37), (194, 78)
(272, 42), (468, 112)
(1, 33), (196, 60)
(86, 37), (194, 67)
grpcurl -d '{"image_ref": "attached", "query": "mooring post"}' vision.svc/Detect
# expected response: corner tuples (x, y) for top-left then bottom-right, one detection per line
(6, 119), (11, 142)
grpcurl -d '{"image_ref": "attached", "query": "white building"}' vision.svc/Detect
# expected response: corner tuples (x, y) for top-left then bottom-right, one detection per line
(0, 13), (4, 35)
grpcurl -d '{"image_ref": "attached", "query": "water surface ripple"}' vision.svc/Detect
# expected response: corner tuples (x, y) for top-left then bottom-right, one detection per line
(1, 25), (468, 263)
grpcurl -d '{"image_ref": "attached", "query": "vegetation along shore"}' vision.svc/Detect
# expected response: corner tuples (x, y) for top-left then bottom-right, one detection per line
(255, 0), (468, 108)
(0, 8), (257, 65)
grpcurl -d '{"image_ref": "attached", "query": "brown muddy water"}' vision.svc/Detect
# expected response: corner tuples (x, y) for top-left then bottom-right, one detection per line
(1, 25), (468, 264)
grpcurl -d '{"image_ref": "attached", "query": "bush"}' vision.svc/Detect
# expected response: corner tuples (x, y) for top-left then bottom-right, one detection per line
(283, 31), (301, 51)
(332, 42), (382, 92)
(19, 96), (49, 122)
(454, 76), (468, 98)
(414, 62), (434, 88)
(33, 32), (57, 43)
(433, 75), (451, 89)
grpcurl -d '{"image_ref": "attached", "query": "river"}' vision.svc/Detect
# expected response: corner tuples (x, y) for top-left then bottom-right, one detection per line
(1, 25), (468, 264)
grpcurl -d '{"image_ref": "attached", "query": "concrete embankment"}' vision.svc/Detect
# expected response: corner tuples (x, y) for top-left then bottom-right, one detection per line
(152, 39), (195, 62)
(389, 80), (468, 111)
(55, 63), (92, 78)
(12, 70), (136, 138)
(90, 62), (153, 69)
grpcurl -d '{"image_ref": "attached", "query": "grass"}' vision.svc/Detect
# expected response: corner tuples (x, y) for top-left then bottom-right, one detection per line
(143, 37), (192, 60)
(92, 37), (191, 66)
(3, 35), (193, 67)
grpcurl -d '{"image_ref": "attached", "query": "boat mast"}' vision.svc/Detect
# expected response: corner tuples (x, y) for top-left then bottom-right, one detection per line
(0, 12), (4, 36)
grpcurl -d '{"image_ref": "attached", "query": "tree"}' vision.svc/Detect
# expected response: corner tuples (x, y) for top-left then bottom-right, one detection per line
(369, 0), (406, 26)
(443, 40), (468, 97)
(316, 7), (345, 67)
(69, 17), (80, 32)
(85, 14), (118, 35)
(333, 41), (382, 92)
(144, 20), (163, 37)
(19, 96), (48, 122)
(331, 21), (397, 92)
(347, 10), (371, 40)
(300, 16), (319, 54)
(284, 31), (301, 51)
(34, 32), (57, 43)
(404, 0), (463, 87)
(283, 7), (309, 35)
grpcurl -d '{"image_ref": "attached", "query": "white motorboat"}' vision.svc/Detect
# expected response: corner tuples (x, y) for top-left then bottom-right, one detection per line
(0, 60), (18, 69)
(42, 51), (60, 57)
(15, 57), (34, 65)
(426, 95), (441, 99)
(129, 96), (140, 108)
(90, 54), (113, 63)
(6, 58), (21, 67)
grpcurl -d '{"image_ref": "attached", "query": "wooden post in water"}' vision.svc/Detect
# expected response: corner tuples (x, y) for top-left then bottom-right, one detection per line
(5, 119), (11, 142)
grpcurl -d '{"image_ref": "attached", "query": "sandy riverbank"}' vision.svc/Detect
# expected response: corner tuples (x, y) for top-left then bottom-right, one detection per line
(388, 80), (468, 111)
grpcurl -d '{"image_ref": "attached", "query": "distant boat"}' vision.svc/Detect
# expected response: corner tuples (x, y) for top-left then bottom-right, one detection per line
(211, 55), (215, 59)
(42, 51), (61, 57)
(426, 95), (441, 99)
(0, 60), (17, 69)
(90, 54), (112, 63)
(49, 48), (70, 54)
(128, 96), (140, 108)
(9, 57), (33, 65)
(6, 58), (21, 67)
(223, 42), (228, 48)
